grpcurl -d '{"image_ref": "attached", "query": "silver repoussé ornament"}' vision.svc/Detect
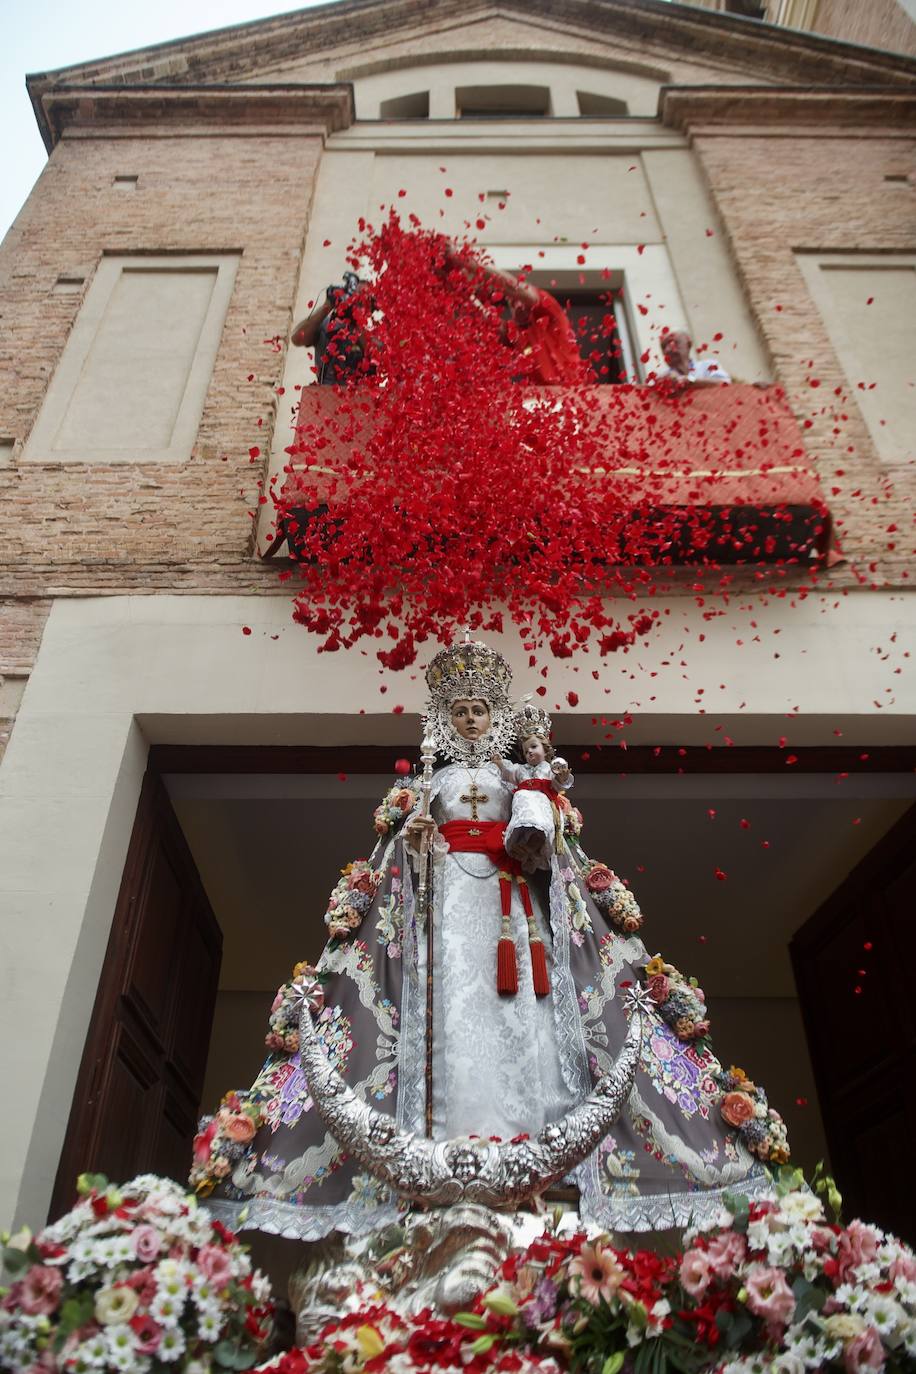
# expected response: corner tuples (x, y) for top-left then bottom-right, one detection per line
(297, 986), (650, 1208)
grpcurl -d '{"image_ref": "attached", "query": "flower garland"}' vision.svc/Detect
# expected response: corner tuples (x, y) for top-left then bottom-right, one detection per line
(373, 783), (419, 837)
(580, 860), (644, 934)
(641, 954), (711, 1042)
(189, 963), (327, 1196)
(0, 1174), (274, 1373)
(557, 793), (583, 842)
(255, 1176), (916, 1374)
(715, 1066), (791, 1168)
(325, 860), (384, 940)
(190, 1087), (269, 1197)
(265, 961), (325, 1054)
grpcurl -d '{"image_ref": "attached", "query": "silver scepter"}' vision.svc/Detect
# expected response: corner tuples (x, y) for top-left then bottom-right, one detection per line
(416, 724), (437, 1138)
(416, 725), (437, 922)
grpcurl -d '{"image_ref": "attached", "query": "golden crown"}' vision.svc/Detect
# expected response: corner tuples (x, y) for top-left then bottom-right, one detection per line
(425, 638), (513, 711)
(514, 703), (552, 743)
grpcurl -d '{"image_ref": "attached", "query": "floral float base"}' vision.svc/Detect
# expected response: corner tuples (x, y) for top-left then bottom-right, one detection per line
(0, 1174), (274, 1373)
(258, 1175), (916, 1374)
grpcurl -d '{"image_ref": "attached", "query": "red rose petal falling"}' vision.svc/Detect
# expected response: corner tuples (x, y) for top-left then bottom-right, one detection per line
(275, 211), (834, 671)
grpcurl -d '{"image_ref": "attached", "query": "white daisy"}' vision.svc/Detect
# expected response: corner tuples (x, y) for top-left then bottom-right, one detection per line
(157, 1325), (187, 1363)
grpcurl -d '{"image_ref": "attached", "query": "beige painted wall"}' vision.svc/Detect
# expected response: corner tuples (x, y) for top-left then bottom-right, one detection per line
(0, 589), (914, 1228)
(262, 125), (771, 550)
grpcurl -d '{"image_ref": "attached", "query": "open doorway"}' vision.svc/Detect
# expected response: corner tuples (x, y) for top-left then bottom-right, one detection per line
(52, 744), (916, 1242)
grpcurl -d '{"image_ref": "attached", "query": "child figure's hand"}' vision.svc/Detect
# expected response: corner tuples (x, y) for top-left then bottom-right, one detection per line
(551, 756), (571, 781)
(490, 750), (503, 765)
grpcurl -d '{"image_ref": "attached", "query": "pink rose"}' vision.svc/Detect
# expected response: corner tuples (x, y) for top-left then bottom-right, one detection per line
(224, 1114), (256, 1144)
(838, 1220), (881, 1280)
(647, 974), (671, 1004)
(585, 865), (614, 893)
(679, 1248), (712, 1297)
(744, 1265), (796, 1329)
(352, 871), (376, 894)
(705, 1229), (746, 1279)
(890, 1252), (916, 1283)
(270, 991), (284, 1013)
(129, 1313), (163, 1356)
(198, 1243), (233, 1288)
(622, 914), (642, 932)
(721, 1091), (756, 1128)
(19, 1265), (63, 1316)
(844, 1325), (885, 1373)
(395, 790), (413, 812)
(193, 1118), (219, 1164)
(130, 1225), (161, 1264)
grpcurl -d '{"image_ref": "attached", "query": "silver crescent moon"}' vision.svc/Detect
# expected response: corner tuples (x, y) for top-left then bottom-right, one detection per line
(298, 987), (649, 1208)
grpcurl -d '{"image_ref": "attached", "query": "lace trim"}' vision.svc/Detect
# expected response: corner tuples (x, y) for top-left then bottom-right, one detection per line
(576, 1161), (776, 1233)
(397, 836), (426, 1136)
(203, 1194), (402, 1242)
(548, 850), (594, 1101)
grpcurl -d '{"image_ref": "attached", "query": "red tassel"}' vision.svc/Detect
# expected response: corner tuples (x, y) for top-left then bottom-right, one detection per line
(529, 940), (550, 997)
(497, 936), (519, 995)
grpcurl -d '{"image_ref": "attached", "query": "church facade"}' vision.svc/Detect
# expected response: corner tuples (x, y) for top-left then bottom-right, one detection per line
(0, 0), (914, 1242)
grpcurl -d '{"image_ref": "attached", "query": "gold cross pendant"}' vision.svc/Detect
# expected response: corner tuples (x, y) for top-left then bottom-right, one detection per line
(460, 781), (489, 821)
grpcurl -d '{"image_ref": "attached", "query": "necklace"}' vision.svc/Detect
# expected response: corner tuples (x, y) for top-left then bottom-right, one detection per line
(459, 764), (491, 821)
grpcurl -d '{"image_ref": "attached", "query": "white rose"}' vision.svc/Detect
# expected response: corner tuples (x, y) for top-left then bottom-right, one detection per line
(94, 1285), (139, 1325)
(822, 1313), (866, 1340)
(778, 1191), (824, 1224)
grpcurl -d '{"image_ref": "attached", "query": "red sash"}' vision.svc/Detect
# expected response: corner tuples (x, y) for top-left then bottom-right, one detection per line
(515, 777), (560, 801)
(438, 820), (549, 998)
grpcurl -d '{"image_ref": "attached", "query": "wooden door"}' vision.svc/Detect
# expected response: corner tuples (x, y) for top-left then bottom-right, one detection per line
(51, 770), (222, 1217)
(791, 803), (916, 1244)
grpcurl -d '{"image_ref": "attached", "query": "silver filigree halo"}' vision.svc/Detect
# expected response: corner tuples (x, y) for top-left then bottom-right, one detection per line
(424, 637), (517, 765)
(297, 987), (650, 1209)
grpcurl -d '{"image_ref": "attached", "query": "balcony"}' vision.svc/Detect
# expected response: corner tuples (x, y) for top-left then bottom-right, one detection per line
(267, 382), (831, 567)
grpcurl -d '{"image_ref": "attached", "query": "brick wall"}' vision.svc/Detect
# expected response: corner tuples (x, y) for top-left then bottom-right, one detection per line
(690, 127), (916, 579)
(809, 0), (916, 59)
(0, 128), (323, 595)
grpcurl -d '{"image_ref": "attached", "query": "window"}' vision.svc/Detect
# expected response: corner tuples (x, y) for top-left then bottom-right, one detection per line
(456, 85), (551, 118)
(547, 288), (633, 384)
(576, 91), (629, 117)
(379, 91), (429, 119)
(24, 253), (239, 464)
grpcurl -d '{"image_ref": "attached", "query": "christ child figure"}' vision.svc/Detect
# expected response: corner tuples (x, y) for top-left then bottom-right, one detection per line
(492, 705), (573, 872)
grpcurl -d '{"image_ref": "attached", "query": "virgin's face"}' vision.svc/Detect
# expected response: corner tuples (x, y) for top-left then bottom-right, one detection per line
(450, 698), (491, 742)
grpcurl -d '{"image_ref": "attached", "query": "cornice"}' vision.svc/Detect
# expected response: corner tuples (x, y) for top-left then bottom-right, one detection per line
(660, 84), (916, 131)
(32, 83), (354, 153)
(25, 0), (916, 109)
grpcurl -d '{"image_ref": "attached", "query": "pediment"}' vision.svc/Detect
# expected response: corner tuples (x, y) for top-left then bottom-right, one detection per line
(28, 0), (916, 111)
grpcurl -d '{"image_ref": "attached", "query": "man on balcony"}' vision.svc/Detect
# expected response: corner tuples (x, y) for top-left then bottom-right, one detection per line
(658, 329), (731, 386)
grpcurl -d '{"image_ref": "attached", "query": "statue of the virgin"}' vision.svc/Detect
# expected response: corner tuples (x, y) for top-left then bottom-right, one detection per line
(194, 639), (785, 1239)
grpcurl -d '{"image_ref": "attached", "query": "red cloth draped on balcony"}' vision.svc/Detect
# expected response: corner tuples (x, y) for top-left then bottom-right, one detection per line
(270, 383), (833, 565)
(439, 819), (550, 998)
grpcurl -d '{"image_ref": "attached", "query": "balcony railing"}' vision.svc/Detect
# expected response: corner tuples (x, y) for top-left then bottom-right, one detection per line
(267, 382), (831, 566)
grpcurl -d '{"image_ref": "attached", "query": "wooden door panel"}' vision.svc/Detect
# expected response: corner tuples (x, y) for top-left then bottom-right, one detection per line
(791, 803), (915, 1246)
(169, 909), (223, 1096)
(51, 771), (222, 1218)
(125, 842), (184, 1036)
(92, 1022), (161, 1184)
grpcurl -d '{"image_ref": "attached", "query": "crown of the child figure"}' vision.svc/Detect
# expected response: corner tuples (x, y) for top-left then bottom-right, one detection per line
(425, 633), (513, 711)
(514, 702), (552, 743)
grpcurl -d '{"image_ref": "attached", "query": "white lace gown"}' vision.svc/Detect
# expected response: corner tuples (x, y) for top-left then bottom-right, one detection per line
(425, 762), (578, 1140)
